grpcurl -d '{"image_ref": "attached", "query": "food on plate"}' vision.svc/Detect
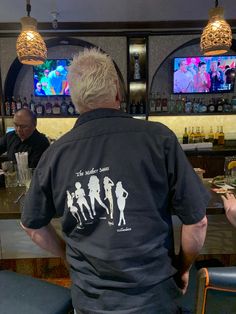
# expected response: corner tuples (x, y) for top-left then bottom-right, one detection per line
(227, 161), (236, 170)
(212, 175), (225, 186)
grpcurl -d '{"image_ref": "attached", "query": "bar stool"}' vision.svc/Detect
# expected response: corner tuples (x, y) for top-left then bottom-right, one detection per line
(0, 270), (73, 314)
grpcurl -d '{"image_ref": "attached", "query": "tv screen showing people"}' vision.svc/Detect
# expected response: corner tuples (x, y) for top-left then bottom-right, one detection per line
(33, 59), (71, 96)
(173, 56), (236, 94)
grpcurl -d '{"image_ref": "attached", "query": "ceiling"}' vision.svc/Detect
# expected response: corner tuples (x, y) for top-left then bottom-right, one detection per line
(0, 0), (235, 33)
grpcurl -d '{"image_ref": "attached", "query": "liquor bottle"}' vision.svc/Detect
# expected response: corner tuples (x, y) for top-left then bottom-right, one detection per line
(207, 98), (216, 113)
(139, 100), (145, 114)
(184, 98), (192, 113)
(167, 94), (176, 113)
(189, 127), (195, 143)
(223, 99), (232, 112)
(149, 92), (156, 113)
(60, 97), (68, 115)
(11, 96), (16, 115)
(201, 127), (206, 142)
(45, 99), (53, 115)
(208, 126), (214, 143)
(4, 98), (11, 116)
(195, 126), (201, 143)
(155, 95), (162, 112)
(213, 126), (220, 146)
(68, 101), (75, 115)
(52, 98), (61, 115)
(16, 96), (22, 111)
(22, 97), (29, 109)
(216, 98), (223, 112)
(198, 98), (207, 113)
(29, 94), (35, 112)
(130, 101), (136, 114)
(218, 126), (225, 145)
(176, 95), (183, 113)
(182, 127), (189, 144)
(231, 96), (236, 112)
(161, 94), (168, 112)
(133, 52), (141, 80)
(35, 101), (44, 116)
(192, 98), (199, 113)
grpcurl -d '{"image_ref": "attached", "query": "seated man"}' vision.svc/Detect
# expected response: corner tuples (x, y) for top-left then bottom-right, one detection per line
(0, 108), (50, 168)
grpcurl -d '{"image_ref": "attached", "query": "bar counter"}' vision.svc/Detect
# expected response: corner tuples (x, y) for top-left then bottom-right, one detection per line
(0, 179), (230, 219)
(185, 145), (236, 156)
(0, 186), (25, 219)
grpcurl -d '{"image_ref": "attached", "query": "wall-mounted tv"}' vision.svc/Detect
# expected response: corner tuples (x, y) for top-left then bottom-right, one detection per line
(173, 55), (236, 94)
(33, 59), (71, 96)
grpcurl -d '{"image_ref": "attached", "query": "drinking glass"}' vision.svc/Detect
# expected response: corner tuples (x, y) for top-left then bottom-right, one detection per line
(224, 156), (236, 186)
(1, 161), (18, 188)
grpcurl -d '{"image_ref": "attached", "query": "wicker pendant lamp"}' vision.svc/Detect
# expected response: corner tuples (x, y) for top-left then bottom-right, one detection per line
(16, 0), (47, 65)
(200, 0), (232, 56)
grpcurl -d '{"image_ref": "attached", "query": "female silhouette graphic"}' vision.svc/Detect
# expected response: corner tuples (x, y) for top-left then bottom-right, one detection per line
(75, 181), (93, 220)
(88, 175), (109, 216)
(103, 176), (114, 220)
(115, 181), (129, 226)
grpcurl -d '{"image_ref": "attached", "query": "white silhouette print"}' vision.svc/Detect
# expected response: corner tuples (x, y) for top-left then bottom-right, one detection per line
(103, 176), (114, 220)
(66, 190), (82, 227)
(115, 181), (129, 226)
(88, 175), (109, 216)
(74, 182), (93, 220)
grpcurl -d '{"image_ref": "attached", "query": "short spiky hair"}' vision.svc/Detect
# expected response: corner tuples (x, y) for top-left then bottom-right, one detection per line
(68, 48), (118, 113)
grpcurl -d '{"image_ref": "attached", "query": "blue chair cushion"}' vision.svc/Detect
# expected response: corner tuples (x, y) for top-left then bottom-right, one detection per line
(0, 270), (73, 314)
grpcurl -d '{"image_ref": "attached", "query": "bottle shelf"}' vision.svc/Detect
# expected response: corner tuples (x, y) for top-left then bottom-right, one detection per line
(148, 112), (236, 116)
(0, 115), (79, 118)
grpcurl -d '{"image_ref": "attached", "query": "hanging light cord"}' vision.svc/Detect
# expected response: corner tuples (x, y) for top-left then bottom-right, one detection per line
(215, 0), (219, 8)
(26, 0), (31, 17)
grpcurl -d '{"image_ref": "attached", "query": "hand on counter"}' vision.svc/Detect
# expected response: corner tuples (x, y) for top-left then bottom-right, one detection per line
(221, 193), (236, 227)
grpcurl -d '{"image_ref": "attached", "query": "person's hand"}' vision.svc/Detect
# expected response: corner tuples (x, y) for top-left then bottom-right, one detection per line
(221, 193), (236, 213)
(221, 193), (236, 227)
(174, 270), (190, 295)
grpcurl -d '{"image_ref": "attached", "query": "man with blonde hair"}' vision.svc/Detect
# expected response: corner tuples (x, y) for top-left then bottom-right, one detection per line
(21, 48), (209, 314)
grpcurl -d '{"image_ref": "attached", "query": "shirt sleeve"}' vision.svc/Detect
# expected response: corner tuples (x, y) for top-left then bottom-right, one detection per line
(0, 134), (7, 156)
(166, 133), (210, 225)
(21, 167), (56, 229)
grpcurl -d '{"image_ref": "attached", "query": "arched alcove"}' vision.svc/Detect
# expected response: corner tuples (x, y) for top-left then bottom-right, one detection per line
(4, 37), (126, 101)
(150, 38), (236, 96)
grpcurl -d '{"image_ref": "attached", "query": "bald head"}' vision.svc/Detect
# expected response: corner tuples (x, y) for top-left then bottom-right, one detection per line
(13, 109), (37, 141)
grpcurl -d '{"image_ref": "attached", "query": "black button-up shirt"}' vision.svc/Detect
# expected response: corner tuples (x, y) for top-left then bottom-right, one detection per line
(22, 108), (209, 313)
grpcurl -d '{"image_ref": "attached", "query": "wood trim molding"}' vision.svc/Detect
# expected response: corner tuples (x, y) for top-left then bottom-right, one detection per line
(0, 20), (236, 37)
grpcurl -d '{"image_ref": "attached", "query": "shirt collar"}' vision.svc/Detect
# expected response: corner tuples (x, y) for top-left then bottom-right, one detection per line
(74, 108), (132, 127)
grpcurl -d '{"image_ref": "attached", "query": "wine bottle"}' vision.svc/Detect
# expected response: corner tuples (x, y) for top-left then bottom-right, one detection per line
(45, 99), (53, 115)
(29, 94), (35, 112)
(16, 96), (22, 111)
(182, 127), (189, 144)
(5, 98), (11, 116)
(11, 96), (16, 115)
(68, 101), (75, 115)
(52, 98), (61, 115)
(60, 97), (68, 115)
(218, 126), (225, 145)
(35, 101), (44, 116)
(22, 97), (29, 109)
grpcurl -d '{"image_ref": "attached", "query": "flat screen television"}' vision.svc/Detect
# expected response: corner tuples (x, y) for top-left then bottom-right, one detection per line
(33, 59), (71, 96)
(173, 55), (236, 94)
